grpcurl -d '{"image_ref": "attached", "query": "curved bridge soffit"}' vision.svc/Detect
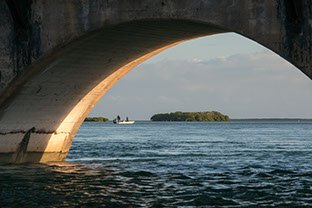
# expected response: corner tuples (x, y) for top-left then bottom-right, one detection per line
(0, 0), (311, 162)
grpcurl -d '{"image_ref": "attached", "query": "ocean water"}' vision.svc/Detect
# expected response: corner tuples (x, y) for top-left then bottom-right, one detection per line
(1, 120), (312, 207)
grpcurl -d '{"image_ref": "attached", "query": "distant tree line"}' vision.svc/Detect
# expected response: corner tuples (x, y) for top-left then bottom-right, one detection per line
(84, 117), (109, 122)
(151, 111), (230, 122)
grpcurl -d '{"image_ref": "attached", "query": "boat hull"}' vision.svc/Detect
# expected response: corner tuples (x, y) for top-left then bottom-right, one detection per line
(116, 121), (135, 124)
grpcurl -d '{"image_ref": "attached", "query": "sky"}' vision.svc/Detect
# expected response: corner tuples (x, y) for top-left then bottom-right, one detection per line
(88, 32), (312, 120)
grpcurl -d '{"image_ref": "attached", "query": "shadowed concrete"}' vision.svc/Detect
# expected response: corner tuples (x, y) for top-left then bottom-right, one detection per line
(0, 0), (311, 162)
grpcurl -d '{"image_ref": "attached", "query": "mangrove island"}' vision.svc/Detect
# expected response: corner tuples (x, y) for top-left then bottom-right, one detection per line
(84, 117), (109, 122)
(151, 111), (230, 122)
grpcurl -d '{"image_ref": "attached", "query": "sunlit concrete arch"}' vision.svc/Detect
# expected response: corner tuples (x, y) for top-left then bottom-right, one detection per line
(0, 0), (311, 162)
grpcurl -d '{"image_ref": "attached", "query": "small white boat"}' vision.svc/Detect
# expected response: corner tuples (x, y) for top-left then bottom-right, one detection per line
(116, 120), (135, 124)
(113, 118), (135, 124)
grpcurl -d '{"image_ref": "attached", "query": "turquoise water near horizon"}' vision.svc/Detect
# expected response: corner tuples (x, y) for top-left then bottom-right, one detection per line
(1, 120), (312, 207)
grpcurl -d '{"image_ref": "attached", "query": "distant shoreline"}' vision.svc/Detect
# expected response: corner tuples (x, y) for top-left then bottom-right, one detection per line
(84, 118), (312, 122)
(151, 111), (230, 122)
(99, 118), (312, 122)
(231, 118), (312, 120)
(84, 117), (109, 122)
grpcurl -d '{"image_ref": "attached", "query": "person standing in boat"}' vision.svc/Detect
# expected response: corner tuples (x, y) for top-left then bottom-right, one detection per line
(126, 117), (129, 121)
(117, 115), (120, 122)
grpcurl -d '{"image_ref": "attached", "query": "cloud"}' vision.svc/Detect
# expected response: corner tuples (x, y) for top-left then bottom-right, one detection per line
(197, 51), (292, 72)
(189, 58), (203, 63)
(90, 51), (312, 119)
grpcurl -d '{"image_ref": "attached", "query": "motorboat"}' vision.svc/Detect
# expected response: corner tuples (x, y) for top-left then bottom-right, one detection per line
(113, 116), (135, 124)
(113, 120), (135, 124)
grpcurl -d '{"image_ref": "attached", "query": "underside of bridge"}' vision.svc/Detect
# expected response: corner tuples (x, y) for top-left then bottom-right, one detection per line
(0, 0), (311, 162)
(0, 20), (226, 162)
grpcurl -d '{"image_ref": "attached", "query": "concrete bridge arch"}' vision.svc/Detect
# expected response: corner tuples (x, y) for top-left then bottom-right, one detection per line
(0, 0), (311, 162)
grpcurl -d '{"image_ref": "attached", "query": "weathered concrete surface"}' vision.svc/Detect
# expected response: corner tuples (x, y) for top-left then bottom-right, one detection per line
(0, 0), (311, 162)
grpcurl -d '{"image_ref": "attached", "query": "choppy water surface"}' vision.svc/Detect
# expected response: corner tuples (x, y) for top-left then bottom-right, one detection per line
(1, 120), (312, 207)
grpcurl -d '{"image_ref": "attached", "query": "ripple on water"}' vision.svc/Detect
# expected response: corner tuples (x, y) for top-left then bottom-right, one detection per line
(2, 120), (312, 207)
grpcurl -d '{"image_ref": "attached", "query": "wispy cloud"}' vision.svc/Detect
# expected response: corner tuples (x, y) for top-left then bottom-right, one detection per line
(189, 58), (203, 63)
(90, 51), (312, 119)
